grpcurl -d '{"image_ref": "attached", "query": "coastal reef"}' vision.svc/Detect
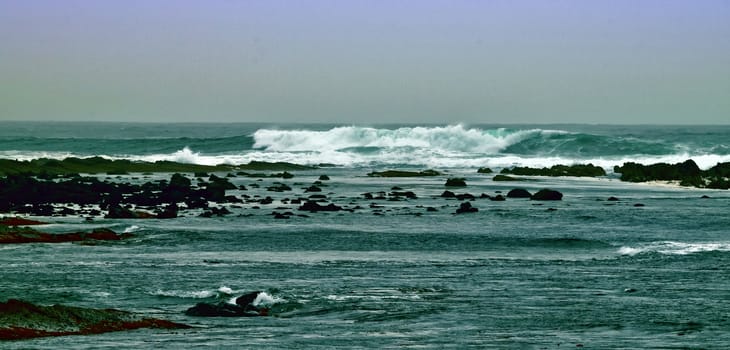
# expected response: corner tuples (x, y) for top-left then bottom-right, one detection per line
(0, 299), (190, 340)
(0, 226), (129, 244)
(614, 160), (730, 189)
(185, 291), (269, 317)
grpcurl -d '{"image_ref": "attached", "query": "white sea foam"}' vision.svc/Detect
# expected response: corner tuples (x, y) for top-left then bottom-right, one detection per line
(252, 124), (551, 154)
(152, 285), (237, 299)
(123, 225), (141, 234)
(3, 125), (730, 169)
(619, 241), (730, 256)
(253, 291), (285, 306)
(153, 289), (217, 299)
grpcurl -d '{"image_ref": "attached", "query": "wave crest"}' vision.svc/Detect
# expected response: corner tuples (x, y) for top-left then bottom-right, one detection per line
(619, 241), (730, 256)
(252, 124), (553, 154)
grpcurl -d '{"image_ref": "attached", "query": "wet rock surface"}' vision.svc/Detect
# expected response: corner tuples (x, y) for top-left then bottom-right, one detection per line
(0, 299), (190, 340)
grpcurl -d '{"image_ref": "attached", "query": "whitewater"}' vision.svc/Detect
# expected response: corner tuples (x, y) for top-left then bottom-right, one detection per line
(1, 122), (729, 170)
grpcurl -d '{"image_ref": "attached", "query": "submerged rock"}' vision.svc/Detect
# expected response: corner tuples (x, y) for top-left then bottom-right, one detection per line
(0, 299), (189, 340)
(185, 291), (269, 317)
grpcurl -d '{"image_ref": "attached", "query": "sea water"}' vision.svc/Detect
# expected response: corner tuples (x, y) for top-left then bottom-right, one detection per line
(0, 122), (729, 348)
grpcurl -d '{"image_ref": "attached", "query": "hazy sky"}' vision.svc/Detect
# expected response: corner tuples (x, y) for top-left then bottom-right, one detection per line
(1, 0), (729, 124)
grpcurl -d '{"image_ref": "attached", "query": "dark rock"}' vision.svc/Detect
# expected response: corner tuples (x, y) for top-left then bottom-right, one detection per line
(440, 190), (456, 198)
(298, 201), (343, 212)
(184, 302), (264, 317)
(426, 207), (438, 212)
(530, 189), (563, 201)
(318, 175), (330, 181)
(156, 203), (178, 219)
(477, 167), (493, 174)
(455, 193), (475, 200)
(501, 164), (606, 177)
(267, 183), (292, 192)
(305, 185), (322, 193)
(633, 203), (645, 207)
(0, 227), (126, 244)
(185, 291), (270, 317)
(700, 195), (711, 199)
(105, 204), (137, 219)
(0, 217), (47, 226)
(445, 178), (467, 187)
(607, 196), (620, 201)
(0, 299), (189, 340)
(492, 174), (526, 182)
(614, 160), (702, 186)
(362, 193), (374, 200)
(506, 188), (532, 198)
(367, 170), (441, 177)
(455, 202), (478, 214)
(489, 195), (506, 201)
(390, 191), (417, 199)
(235, 291), (262, 308)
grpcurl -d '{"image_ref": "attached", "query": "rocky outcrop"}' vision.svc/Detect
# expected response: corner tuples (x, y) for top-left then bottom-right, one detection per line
(185, 291), (269, 317)
(530, 189), (563, 201)
(455, 202), (478, 214)
(367, 170), (441, 177)
(501, 164), (606, 177)
(298, 201), (343, 212)
(614, 160), (730, 189)
(444, 178), (467, 187)
(0, 227), (128, 244)
(0, 299), (190, 340)
(506, 188), (532, 198)
(492, 175), (526, 182)
(0, 217), (47, 226)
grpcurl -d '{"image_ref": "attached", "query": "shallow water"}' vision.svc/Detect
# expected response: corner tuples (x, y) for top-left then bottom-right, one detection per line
(2, 168), (729, 348)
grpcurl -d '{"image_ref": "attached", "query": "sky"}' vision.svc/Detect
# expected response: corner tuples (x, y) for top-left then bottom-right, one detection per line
(1, 0), (729, 124)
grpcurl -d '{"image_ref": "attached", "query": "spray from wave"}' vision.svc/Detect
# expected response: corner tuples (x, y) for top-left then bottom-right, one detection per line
(2, 124), (729, 169)
(619, 241), (730, 256)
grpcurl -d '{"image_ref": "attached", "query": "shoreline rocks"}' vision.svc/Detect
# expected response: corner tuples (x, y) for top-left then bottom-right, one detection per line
(0, 227), (129, 244)
(614, 160), (730, 189)
(0, 299), (190, 340)
(501, 164), (606, 177)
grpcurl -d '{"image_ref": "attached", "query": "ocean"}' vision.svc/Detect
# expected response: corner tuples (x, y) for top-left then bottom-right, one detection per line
(1, 122), (729, 348)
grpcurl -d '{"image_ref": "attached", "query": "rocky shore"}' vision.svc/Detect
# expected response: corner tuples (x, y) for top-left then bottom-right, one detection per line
(0, 158), (727, 222)
(0, 299), (190, 340)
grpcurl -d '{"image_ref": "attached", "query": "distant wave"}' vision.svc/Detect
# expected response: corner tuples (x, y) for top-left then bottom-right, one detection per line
(2, 124), (729, 169)
(619, 241), (730, 256)
(252, 124), (560, 154)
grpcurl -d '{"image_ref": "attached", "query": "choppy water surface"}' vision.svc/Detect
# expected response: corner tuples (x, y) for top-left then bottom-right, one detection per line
(1, 168), (729, 349)
(1, 123), (729, 348)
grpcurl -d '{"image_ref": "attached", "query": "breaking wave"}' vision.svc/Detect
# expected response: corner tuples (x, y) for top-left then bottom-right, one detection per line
(619, 241), (730, 256)
(2, 124), (729, 169)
